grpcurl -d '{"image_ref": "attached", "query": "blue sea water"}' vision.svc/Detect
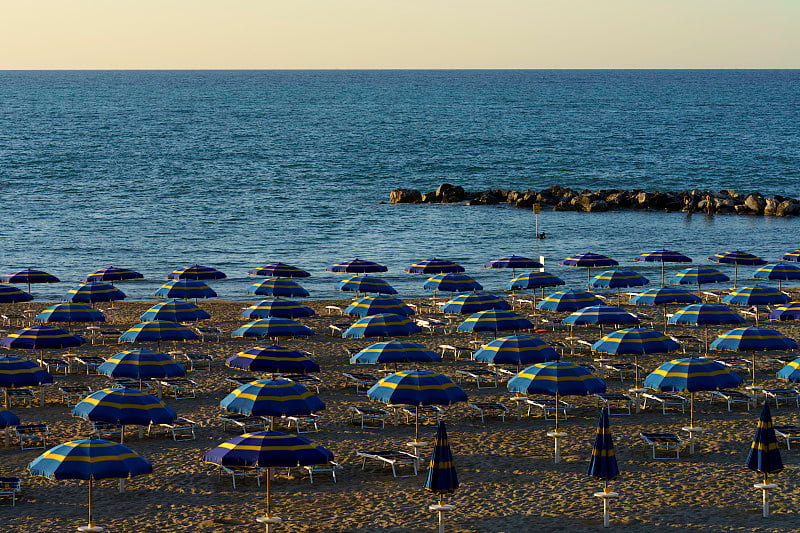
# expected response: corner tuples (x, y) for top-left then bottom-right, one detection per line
(1, 70), (798, 301)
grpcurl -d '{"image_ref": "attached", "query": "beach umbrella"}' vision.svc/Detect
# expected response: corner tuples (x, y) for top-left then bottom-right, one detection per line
(422, 273), (483, 299)
(65, 282), (126, 305)
(779, 250), (800, 262)
(166, 264), (226, 280)
(504, 271), (565, 309)
(0, 284), (33, 303)
(671, 267), (730, 293)
(710, 327), (797, 387)
(457, 310), (534, 337)
(204, 431), (333, 532)
(668, 303), (745, 352)
(97, 349), (186, 389)
(484, 255), (543, 276)
(592, 327), (681, 389)
(81, 266), (143, 283)
(325, 259), (387, 274)
(0, 325), (85, 358)
(342, 313), (421, 339)
(336, 275), (397, 295)
(424, 421), (459, 533)
(154, 279), (217, 301)
(0, 355), (53, 407)
(1, 268), (60, 296)
(0, 409), (20, 445)
(28, 439), (152, 532)
(708, 250), (767, 288)
(226, 345), (320, 375)
(768, 302), (800, 321)
(247, 278), (310, 298)
(350, 341), (441, 371)
(746, 403), (783, 518)
(221, 378), (324, 429)
(722, 286), (791, 324)
(629, 286), (701, 326)
(473, 335), (559, 373)
(587, 408), (620, 528)
(242, 298), (315, 319)
(440, 293), (511, 314)
(140, 300), (211, 323)
(562, 305), (639, 331)
(35, 303), (105, 326)
(247, 263), (310, 278)
(559, 252), (618, 287)
(367, 369), (467, 443)
(644, 357), (743, 451)
(72, 387), (176, 442)
(752, 263), (800, 291)
(344, 295), (414, 317)
(589, 270), (649, 305)
(537, 289), (603, 313)
(232, 318), (315, 341)
(405, 258), (465, 274)
(119, 321), (198, 350)
(633, 249), (692, 285)
(776, 357), (800, 382)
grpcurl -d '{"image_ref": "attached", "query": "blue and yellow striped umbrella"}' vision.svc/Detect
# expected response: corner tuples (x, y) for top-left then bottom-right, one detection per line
(590, 270), (649, 289)
(232, 318), (315, 339)
(424, 421), (459, 504)
(559, 252), (618, 287)
(119, 321), (198, 347)
(671, 267), (730, 292)
(221, 378), (325, 421)
(484, 255), (543, 272)
(473, 335), (559, 371)
(562, 306), (639, 327)
(81, 266), (143, 283)
(0, 284), (33, 304)
(776, 358), (800, 382)
(644, 357), (743, 393)
(325, 259), (387, 274)
(668, 304), (744, 326)
(0, 325), (85, 352)
(709, 250), (767, 288)
(343, 313), (421, 338)
(769, 302), (800, 321)
(587, 408), (619, 482)
(247, 263), (310, 278)
(344, 295), (414, 317)
(722, 286), (791, 307)
(35, 303), (105, 325)
(505, 271), (565, 291)
(422, 273), (483, 295)
(711, 326), (797, 387)
(1, 268), (60, 294)
(405, 258), (465, 274)
(226, 345), (320, 374)
(630, 286), (701, 306)
(242, 299), (315, 319)
(592, 328), (680, 355)
(440, 293), (511, 314)
(350, 341), (441, 365)
(0, 355), (54, 388)
(746, 403), (783, 485)
(752, 263), (800, 291)
(336, 275), (397, 295)
(97, 349), (186, 381)
(634, 249), (692, 284)
(154, 279), (217, 300)
(73, 388), (176, 427)
(537, 289), (603, 312)
(779, 250), (800, 262)
(457, 310), (533, 335)
(247, 278), (310, 298)
(0, 409), (20, 428)
(140, 300), (211, 322)
(65, 282), (126, 304)
(166, 264), (226, 280)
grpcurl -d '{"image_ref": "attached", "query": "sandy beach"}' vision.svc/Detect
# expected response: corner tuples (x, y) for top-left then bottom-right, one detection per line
(1, 297), (799, 533)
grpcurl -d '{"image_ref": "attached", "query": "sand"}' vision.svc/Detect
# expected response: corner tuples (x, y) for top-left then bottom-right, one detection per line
(1, 297), (799, 533)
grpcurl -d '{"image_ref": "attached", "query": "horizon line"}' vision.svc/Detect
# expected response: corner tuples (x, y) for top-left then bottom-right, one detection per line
(1, 67), (799, 72)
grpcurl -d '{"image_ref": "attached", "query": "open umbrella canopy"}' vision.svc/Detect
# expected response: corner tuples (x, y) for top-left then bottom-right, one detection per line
(424, 421), (459, 495)
(537, 289), (603, 312)
(350, 341), (441, 365)
(226, 345), (320, 374)
(630, 286), (701, 306)
(644, 357), (743, 392)
(457, 310), (534, 334)
(671, 267), (730, 290)
(204, 430), (333, 468)
(776, 358), (800, 382)
(242, 299), (315, 319)
(232, 318), (315, 339)
(0, 326), (85, 351)
(325, 259), (387, 274)
(1, 269), (60, 286)
(119, 321), (198, 344)
(484, 255), (543, 270)
(560, 252), (618, 286)
(29, 439), (152, 480)
(247, 278), (310, 298)
(440, 293), (511, 314)
(167, 264), (226, 280)
(779, 250), (800, 262)
(709, 327), (797, 352)
(405, 258), (465, 274)
(746, 403), (783, 476)
(769, 302), (800, 321)
(154, 280), (217, 300)
(0, 409), (20, 428)
(221, 378), (324, 417)
(422, 273), (482, 293)
(367, 370), (467, 406)
(508, 362), (606, 396)
(592, 328), (680, 355)
(0, 284), (33, 303)
(668, 304), (745, 326)
(140, 300), (211, 322)
(587, 408), (619, 481)
(336, 275), (397, 295)
(97, 349), (186, 380)
(709, 251), (767, 287)
(344, 295), (414, 317)
(634, 249), (692, 284)
(589, 270), (649, 289)
(73, 388), (176, 425)
(505, 271), (565, 291)
(562, 306), (639, 327)
(247, 263), (310, 278)
(81, 267), (143, 283)
(342, 313), (421, 338)
(35, 303), (105, 324)
(473, 335), (560, 366)
(752, 263), (800, 290)
(722, 286), (791, 307)
(65, 282), (126, 304)
(0, 356), (54, 387)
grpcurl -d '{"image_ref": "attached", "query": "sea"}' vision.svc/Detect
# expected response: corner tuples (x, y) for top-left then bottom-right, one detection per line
(1, 69), (799, 302)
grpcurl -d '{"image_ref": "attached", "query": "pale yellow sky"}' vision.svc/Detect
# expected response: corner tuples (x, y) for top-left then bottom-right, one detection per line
(3, 0), (798, 69)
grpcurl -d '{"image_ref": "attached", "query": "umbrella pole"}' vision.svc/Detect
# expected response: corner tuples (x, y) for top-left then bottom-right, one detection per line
(266, 467), (271, 518)
(752, 351), (757, 388)
(87, 477), (96, 530)
(663, 304), (668, 329)
(661, 262), (666, 286)
(415, 406), (420, 443)
(734, 265), (738, 289)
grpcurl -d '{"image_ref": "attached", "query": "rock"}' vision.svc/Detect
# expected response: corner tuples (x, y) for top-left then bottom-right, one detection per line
(777, 200), (800, 217)
(389, 188), (422, 204)
(744, 193), (766, 214)
(764, 197), (779, 216)
(588, 200), (609, 212)
(435, 183), (466, 203)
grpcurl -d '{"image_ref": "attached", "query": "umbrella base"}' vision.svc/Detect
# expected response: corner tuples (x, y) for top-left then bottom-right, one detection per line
(754, 483), (778, 518)
(593, 492), (619, 528)
(78, 526), (104, 533)
(546, 431), (567, 463)
(429, 504), (455, 511)
(406, 441), (428, 459)
(256, 517), (282, 524)
(681, 426), (703, 455)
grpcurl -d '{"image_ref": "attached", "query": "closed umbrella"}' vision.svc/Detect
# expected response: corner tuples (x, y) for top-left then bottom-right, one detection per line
(559, 252), (618, 288)
(336, 275), (397, 295)
(709, 327), (797, 387)
(473, 335), (559, 373)
(405, 259), (465, 274)
(537, 289), (603, 313)
(247, 278), (310, 298)
(81, 266), (143, 283)
(242, 299), (315, 319)
(247, 263), (310, 278)
(708, 250), (767, 288)
(167, 264), (226, 280)
(221, 378), (324, 429)
(587, 408), (620, 528)
(424, 421), (459, 533)
(325, 259), (387, 274)
(633, 249), (692, 285)
(671, 267), (730, 294)
(589, 270), (649, 305)
(226, 345), (320, 375)
(232, 318), (314, 341)
(140, 300), (211, 323)
(746, 403), (783, 518)
(752, 263), (800, 291)
(342, 313), (421, 339)
(344, 296), (414, 317)
(440, 293), (511, 314)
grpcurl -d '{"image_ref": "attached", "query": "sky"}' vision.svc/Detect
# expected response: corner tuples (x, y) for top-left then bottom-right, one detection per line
(3, 0), (799, 69)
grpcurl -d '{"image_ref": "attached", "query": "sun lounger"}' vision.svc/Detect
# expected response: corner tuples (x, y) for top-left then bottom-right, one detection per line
(225, 376), (254, 390)
(329, 323), (349, 336)
(14, 423), (49, 450)
(0, 477), (21, 506)
(148, 417), (197, 441)
(469, 401), (508, 423)
(599, 362), (641, 383)
(774, 425), (800, 450)
(669, 335), (704, 354)
(709, 389), (753, 411)
(75, 356), (106, 374)
(764, 388), (800, 408)
(36, 357), (70, 375)
(524, 398), (571, 420)
(158, 378), (197, 400)
(5, 388), (36, 408)
(194, 326), (222, 342)
(640, 432), (684, 459)
(325, 305), (344, 315)
(455, 368), (498, 389)
(342, 372), (379, 393)
(642, 392), (688, 414)
(349, 406), (390, 429)
(2, 314), (25, 327)
(219, 414), (266, 433)
(769, 354), (797, 369)
(217, 465), (263, 488)
(300, 462), (342, 484)
(59, 386), (91, 407)
(283, 414), (320, 434)
(594, 393), (635, 416)
(96, 328), (123, 345)
(714, 357), (752, 376)
(357, 450), (419, 477)
(93, 422), (123, 439)
(702, 291), (721, 302)
(183, 352), (213, 371)
(415, 318), (448, 335)
(399, 405), (443, 425)
(282, 374), (323, 394)
(438, 344), (473, 361)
